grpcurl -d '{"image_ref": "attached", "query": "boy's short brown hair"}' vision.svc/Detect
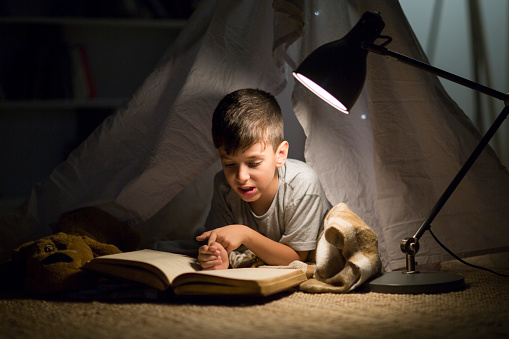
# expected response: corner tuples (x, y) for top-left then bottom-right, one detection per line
(212, 88), (284, 155)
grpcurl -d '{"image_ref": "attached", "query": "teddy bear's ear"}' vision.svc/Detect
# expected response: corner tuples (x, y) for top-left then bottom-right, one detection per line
(80, 235), (122, 257)
(11, 240), (34, 266)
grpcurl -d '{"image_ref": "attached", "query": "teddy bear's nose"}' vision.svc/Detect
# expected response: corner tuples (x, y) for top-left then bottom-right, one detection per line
(41, 252), (74, 265)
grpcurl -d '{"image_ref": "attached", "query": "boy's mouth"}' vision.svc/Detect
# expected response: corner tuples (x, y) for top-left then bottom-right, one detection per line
(238, 186), (256, 197)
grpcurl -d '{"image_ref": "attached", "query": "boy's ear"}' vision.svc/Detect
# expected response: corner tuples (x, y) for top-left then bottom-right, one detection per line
(276, 141), (289, 168)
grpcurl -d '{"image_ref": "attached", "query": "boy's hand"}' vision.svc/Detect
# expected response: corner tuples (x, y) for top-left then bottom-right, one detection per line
(198, 241), (229, 270)
(197, 225), (305, 266)
(196, 225), (250, 253)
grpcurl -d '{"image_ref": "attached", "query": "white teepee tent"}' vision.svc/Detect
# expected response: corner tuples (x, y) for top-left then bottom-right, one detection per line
(2, 0), (508, 271)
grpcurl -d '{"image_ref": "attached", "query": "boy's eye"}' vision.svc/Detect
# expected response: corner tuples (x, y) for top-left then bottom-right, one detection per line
(249, 162), (261, 167)
(224, 163), (236, 168)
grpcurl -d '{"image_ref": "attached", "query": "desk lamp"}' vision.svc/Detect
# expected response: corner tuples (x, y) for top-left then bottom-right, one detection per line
(293, 11), (509, 293)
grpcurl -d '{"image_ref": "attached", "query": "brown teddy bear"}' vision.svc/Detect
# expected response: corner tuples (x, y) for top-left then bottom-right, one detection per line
(10, 232), (121, 295)
(4, 207), (140, 296)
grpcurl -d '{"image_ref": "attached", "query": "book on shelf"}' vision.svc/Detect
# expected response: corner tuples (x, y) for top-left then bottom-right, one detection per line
(83, 249), (307, 297)
(70, 44), (97, 100)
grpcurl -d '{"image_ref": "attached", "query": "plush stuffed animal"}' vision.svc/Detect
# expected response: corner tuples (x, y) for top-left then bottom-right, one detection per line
(265, 203), (382, 293)
(4, 207), (140, 295)
(299, 203), (382, 293)
(10, 232), (121, 295)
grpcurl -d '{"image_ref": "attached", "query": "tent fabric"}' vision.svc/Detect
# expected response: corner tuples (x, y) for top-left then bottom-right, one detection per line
(3, 0), (509, 270)
(27, 0), (287, 228)
(285, 0), (509, 270)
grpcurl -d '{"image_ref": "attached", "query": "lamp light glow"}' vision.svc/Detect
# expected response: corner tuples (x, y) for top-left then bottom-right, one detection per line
(293, 11), (385, 114)
(293, 73), (349, 113)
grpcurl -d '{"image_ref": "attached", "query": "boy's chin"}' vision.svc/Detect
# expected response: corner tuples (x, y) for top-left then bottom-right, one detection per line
(238, 194), (259, 203)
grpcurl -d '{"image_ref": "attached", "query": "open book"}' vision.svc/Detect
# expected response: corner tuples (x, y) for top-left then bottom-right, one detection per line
(83, 249), (307, 296)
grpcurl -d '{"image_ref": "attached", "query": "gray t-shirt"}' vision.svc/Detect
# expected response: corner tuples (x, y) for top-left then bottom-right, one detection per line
(205, 159), (331, 252)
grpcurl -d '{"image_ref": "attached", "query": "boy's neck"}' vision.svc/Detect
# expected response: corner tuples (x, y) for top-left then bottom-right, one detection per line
(249, 169), (279, 216)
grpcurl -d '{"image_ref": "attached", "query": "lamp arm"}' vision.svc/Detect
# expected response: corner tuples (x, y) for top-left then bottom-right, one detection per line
(412, 104), (509, 239)
(399, 105), (509, 272)
(362, 42), (509, 102)
(362, 42), (509, 270)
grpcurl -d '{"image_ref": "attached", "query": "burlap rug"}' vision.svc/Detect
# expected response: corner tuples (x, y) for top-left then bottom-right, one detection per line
(1, 259), (508, 339)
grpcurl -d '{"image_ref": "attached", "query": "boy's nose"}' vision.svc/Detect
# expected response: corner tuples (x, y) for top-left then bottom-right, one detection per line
(236, 165), (250, 182)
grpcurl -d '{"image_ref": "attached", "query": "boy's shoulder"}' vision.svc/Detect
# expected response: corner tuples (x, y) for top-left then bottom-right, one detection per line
(282, 159), (320, 182)
(280, 159), (324, 195)
(280, 159), (330, 208)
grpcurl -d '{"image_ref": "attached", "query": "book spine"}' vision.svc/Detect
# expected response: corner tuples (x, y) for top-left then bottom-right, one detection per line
(76, 45), (97, 99)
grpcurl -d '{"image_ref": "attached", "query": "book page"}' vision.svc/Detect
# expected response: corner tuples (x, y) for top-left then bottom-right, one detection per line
(86, 250), (307, 295)
(186, 267), (304, 283)
(87, 249), (201, 285)
(172, 268), (307, 296)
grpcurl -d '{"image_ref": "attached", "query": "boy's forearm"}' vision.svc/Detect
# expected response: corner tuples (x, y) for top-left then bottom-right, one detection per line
(242, 227), (302, 266)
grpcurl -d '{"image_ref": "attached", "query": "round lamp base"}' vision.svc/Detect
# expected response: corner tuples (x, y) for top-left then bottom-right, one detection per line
(368, 271), (465, 294)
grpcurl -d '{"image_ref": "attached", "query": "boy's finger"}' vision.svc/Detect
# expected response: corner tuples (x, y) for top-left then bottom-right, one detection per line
(207, 231), (218, 245)
(199, 256), (222, 269)
(196, 231), (210, 241)
(209, 241), (221, 248)
(199, 245), (215, 256)
(200, 260), (218, 270)
(198, 251), (217, 261)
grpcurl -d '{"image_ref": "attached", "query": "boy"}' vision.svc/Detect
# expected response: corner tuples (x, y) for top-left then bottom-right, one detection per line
(197, 88), (330, 270)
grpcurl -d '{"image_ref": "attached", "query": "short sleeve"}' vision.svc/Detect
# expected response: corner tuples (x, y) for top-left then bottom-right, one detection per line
(280, 196), (328, 251)
(278, 165), (330, 251)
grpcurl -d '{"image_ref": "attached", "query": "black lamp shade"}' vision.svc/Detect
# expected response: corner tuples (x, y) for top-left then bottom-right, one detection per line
(293, 11), (385, 113)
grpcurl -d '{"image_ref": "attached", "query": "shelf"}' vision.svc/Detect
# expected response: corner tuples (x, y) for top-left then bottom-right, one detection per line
(0, 98), (125, 110)
(0, 16), (187, 29)
(0, 12), (187, 197)
(1, 16), (182, 105)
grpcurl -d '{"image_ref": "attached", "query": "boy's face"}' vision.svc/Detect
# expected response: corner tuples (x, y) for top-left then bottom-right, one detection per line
(219, 141), (288, 213)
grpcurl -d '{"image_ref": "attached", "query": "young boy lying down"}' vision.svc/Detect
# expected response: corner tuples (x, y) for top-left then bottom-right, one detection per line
(197, 88), (331, 270)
